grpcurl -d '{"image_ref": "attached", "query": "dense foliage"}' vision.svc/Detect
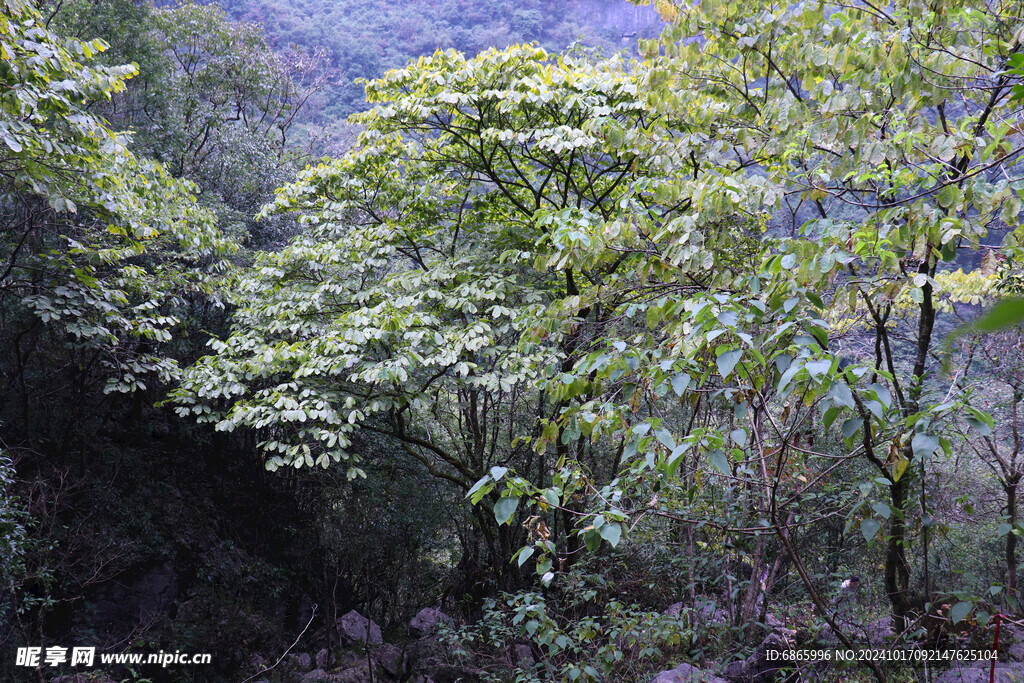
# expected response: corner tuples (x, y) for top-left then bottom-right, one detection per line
(4, 0), (1024, 681)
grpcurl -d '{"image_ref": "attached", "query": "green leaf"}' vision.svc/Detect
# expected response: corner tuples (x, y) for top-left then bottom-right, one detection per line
(912, 433), (939, 459)
(517, 546), (535, 567)
(806, 359), (831, 380)
(584, 528), (601, 552)
(950, 601), (972, 625)
(709, 448), (729, 474)
(861, 519), (881, 543)
(717, 349), (742, 378)
(829, 382), (855, 409)
(972, 299), (1024, 333)
(495, 496), (519, 525)
(966, 417), (992, 436)
(671, 373), (691, 396)
(490, 466), (508, 481)
(600, 522), (622, 547)
(466, 475), (491, 498)
(937, 185), (960, 209)
(822, 405), (840, 432)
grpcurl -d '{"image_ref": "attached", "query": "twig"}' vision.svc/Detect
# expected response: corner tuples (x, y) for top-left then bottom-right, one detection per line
(241, 604), (318, 683)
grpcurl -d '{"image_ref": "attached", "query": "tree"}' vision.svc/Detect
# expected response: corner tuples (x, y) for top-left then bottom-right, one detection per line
(506, 0), (1024, 637)
(174, 0), (1024, 665)
(170, 43), (733, 583)
(0, 0), (232, 405)
(47, 0), (329, 246)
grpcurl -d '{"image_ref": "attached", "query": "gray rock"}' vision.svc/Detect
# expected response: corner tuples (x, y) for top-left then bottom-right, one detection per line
(722, 660), (745, 680)
(665, 602), (685, 617)
(406, 633), (443, 668)
(697, 600), (718, 621)
(288, 651), (313, 671)
(316, 647), (332, 670)
(863, 617), (892, 645)
(723, 630), (795, 683)
(338, 609), (383, 645)
(651, 662), (729, 682)
(935, 662), (1024, 682)
(514, 643), (535, 666)
(304, 665), (374, 682)
(1003, 624), (1024, 662)
(372, 642), (403, 677)
(410, 607), (453, 636)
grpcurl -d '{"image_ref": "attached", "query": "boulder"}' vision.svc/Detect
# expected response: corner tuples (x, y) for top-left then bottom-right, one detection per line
(372, 642), (404, 677)
(303, 664), (377, 682)
(722, 630), (796, 683)
(514, 643), (535, 666)
(651, 662), (729, 682)
(665, 602), (685, 617)
(410, 607), (453, 637)
(248, 653), (268, 671)
(338, 609), (383, 645)
(316, 647), (333, 670)
(288, 651), (313, 671)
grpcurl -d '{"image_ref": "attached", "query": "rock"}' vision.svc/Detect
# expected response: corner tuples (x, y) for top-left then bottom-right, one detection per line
(694, 599), (729, 626)
(406, 633), (443, 668)
(722, 630), (796, 683)
(338, 609), (383, 645)
(863, 617), (892, 645)
(514, 643), (535, 666)
(1003, 624), (1024, 662)
(410, 607), (453, 636)
(288, 651), (313, 671)
(764, 613), (784, 629)
(665, 602), (685, 617)
(722, 660), (745, 680)
(316, 647), (332, 670)
(651, 662), (729, 682)
(935, 662), (1024, 682)
(303, 665), (373, 682)
(372, 642), (404, 677)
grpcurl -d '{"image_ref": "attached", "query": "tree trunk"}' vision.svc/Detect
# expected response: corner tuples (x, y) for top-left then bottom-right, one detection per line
(1007, 478), (1019, 600)
(885, 475), (913, 629)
